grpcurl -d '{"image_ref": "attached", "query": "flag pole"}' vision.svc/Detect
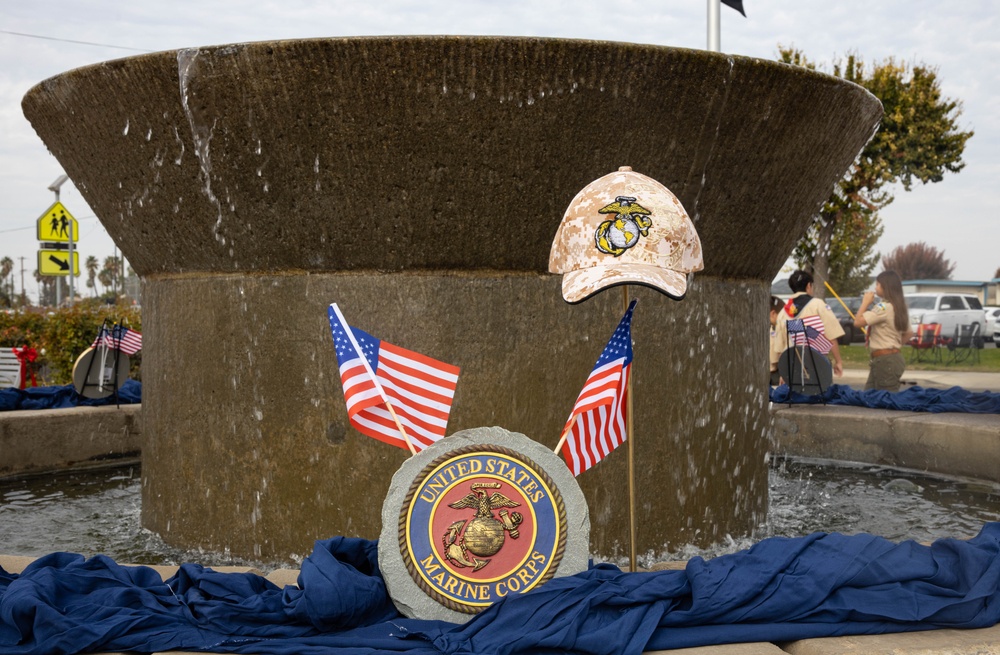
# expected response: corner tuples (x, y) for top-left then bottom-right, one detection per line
(553, 423), (572, 455)
(824, 280), (867, 339)
(384, 403), (417, 455)
(330, 304), (417, 455)
(707, 0), (721, 52)
(824, 281), (857, 320)
(623, 285), (637, 572)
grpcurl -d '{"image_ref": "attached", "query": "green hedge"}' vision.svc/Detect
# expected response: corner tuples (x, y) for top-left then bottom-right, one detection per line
(0, 301), (142, 386)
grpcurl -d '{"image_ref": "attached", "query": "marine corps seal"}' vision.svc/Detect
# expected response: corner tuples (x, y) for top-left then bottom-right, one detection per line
(379, 426), (590, 623)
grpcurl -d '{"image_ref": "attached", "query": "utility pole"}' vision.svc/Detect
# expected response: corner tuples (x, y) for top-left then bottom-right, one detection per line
(18, 256), (25, 306)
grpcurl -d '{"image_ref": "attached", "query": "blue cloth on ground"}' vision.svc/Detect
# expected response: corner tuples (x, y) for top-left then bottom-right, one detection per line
(0, 380), (141, 412)
(770, 383), (1000, 413)
(3, 524), (1000, 654)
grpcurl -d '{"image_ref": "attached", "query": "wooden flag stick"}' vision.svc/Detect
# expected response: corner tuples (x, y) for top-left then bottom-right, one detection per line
(553, 423), (572, 455)
(330, 303), (417, 455)
(384, 401), (417, 456)
(623, 286), (637, 573)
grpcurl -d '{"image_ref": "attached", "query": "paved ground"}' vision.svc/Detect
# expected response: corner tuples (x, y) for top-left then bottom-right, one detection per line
(839, 366), (1000, 393)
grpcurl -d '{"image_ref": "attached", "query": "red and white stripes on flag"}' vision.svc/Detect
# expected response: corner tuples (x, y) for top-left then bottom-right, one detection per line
(560, 300), (636, 476)
(787, 315), (834, 354)
(327, 303), (460, 452)
(91, 327), (143, 355)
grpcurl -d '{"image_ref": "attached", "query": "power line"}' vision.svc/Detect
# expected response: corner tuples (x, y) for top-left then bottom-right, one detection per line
(0, 215), (99, 234)
(0, 29), (153, 53)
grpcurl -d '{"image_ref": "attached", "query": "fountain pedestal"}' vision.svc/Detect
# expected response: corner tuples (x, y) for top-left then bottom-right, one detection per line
(23, 37), (881, 562)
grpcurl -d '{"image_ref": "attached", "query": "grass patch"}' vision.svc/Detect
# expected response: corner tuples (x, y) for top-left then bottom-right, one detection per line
(839, 343), (1000, 372)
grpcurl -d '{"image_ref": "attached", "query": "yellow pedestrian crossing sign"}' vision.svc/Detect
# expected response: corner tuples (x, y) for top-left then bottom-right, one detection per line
(37, 202), (79, 242)
(38, 249), (80, 276)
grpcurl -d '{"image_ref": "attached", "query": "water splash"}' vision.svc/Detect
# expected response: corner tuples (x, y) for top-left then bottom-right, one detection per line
(177, 48), (226, 248)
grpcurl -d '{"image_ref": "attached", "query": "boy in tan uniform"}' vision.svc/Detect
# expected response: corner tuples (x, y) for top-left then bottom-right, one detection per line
(771, 270), (845, 380)
(769, 296), (784, 386)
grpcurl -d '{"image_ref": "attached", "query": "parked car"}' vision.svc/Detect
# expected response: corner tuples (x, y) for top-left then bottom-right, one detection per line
(983, 306), (1000, 343)
(905, 293), (988, 342)
(826, 296), (865, 345)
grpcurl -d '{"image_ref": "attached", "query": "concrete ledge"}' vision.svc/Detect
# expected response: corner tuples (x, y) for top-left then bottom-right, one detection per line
(781, 624), (1000, 654)
(0, 404), (141, 479)
(771, 405), (1000, 483)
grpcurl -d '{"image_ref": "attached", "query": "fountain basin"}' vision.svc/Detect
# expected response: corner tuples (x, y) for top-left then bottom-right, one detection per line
(22, 36), (882, 560)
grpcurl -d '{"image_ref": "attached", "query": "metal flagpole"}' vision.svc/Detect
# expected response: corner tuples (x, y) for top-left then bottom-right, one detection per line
(707, 0), (721, 52)
(552, 289), (639, 570)
(623, 285), (637, 572)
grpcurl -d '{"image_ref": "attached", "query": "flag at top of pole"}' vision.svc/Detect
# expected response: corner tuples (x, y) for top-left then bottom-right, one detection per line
(327, 303), (460, 453)
(558, 299), (636, 476)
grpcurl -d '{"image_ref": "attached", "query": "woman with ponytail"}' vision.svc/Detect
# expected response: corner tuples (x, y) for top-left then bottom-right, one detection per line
(854, 270), (912, 391)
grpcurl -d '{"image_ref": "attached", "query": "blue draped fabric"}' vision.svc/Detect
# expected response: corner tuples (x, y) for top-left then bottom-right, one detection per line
(0, 380), (141, 411)
(770, 383), (1000, 414)
(3, 524), (1000, 654)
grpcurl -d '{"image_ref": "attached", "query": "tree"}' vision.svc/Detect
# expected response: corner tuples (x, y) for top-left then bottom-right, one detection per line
(34, 269), (55, 307)
(102, 256), (121, 296)
(0, 257), (12, 307)
(85, 256), (99, 297)
(881, 242), (956, 280)
(780, 48), (973, 297)
(795, 202), (884, 296)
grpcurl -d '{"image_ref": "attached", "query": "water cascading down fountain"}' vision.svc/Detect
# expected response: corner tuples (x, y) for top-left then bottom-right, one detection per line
(22, 37), (882, 563)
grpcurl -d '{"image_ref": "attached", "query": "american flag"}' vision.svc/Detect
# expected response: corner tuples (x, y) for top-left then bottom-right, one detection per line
(786, 315), (833, 354)
(327, 303), (460, 452)
(560, 300), (636, 476)
(91, 325), (143, 355)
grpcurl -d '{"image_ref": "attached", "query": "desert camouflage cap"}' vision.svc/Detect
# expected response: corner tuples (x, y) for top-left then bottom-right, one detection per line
(549, 166), (703, 303)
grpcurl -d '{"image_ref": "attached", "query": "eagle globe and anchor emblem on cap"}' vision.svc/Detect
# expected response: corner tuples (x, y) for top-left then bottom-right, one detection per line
(594, 196), (652, 256)
(380, 427), (589, 622)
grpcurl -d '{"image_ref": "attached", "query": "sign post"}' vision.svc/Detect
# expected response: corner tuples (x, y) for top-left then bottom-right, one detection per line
(36, 194), (79, 305)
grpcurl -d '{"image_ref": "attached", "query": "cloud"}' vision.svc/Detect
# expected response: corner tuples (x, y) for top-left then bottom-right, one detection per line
(1, 0), (998, 300)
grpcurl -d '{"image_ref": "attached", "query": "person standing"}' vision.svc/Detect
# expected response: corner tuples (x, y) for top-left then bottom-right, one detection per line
(772, 270), (845, 379)
(854, 270), (912, 391)
(768, 295), (784, 386)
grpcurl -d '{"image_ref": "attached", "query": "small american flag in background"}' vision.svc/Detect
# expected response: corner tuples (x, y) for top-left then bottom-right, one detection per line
(560, 300), (636, 476)
(91, 325), (142, 355)
(786, 315), (833, 354)
(327, 303), (460, 452)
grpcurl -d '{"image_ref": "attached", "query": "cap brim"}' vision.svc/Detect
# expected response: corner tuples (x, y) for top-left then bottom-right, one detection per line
(561, 264), (688, 304)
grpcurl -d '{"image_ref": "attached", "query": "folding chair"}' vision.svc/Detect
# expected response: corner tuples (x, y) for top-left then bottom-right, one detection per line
(907, 323), (941, 363)
(946, 323), (982, 365)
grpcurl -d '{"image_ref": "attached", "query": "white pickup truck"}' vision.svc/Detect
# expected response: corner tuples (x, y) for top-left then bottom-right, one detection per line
(905, 293), (988, 341)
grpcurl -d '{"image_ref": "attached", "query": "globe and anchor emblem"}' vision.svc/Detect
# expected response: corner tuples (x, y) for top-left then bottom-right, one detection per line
(594, 195), (653, 256)
(441, 481), (524, 571)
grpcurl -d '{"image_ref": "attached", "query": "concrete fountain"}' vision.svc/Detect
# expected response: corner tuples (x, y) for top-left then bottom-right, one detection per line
(22, 36), (882, 563)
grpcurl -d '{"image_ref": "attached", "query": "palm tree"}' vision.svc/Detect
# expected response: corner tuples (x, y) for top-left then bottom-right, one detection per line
(98, 268), (113, 298)
(33, 269), (53, 306)
(102, 256), (120, 296)
(0, 256), (12, 305)
(85, 255), (99, 297)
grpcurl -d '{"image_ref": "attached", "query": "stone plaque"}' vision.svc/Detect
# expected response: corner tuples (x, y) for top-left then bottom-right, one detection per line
(379, 426), (590, 623)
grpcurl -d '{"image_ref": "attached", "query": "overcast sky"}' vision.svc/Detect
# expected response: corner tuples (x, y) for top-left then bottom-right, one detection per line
(2, 0), (998, 302)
